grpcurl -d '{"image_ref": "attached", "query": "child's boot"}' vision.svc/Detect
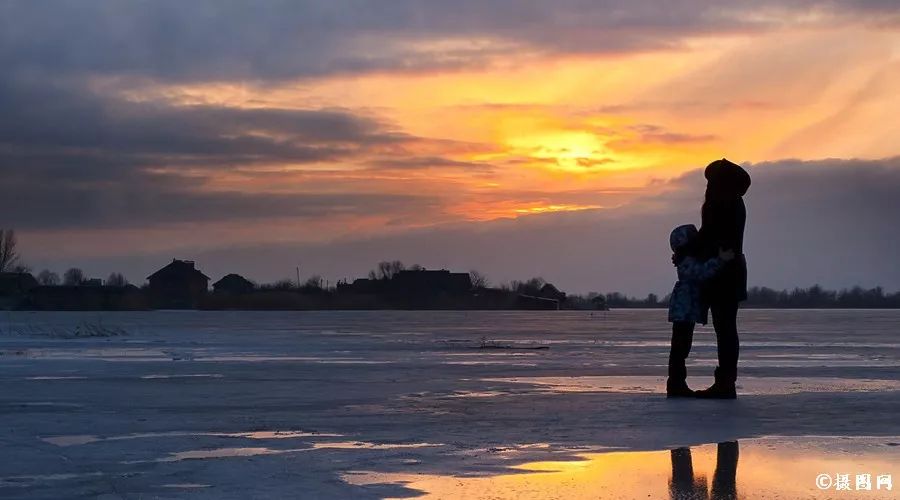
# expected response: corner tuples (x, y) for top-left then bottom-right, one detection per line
(666, 378), (694, 398)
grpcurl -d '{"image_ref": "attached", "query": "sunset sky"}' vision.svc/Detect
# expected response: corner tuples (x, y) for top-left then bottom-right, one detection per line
(3, 1), (899, 293)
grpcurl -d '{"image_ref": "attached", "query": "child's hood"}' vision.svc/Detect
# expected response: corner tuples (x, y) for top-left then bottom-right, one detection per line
(670, 224), (698, 252)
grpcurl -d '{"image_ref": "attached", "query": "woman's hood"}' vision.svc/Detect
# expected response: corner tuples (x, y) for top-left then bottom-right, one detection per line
(704, 158), (751, 197)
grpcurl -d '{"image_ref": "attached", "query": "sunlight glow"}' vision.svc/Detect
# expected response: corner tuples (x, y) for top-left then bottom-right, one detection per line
(91, 27), (900, 231)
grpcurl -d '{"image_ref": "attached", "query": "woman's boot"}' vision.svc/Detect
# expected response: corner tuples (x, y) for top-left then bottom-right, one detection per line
(694, 367), (736, 399)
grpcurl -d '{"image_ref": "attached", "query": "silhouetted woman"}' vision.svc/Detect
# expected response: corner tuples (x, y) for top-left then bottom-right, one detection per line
(694, 159), (750, 399)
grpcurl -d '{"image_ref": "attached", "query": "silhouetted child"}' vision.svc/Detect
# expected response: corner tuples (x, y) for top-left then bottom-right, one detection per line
(667, 224), (734, 397)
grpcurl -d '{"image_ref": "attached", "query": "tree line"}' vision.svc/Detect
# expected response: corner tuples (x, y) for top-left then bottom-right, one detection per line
(591, 285), (900, 309)
(5, 229), (900, 308)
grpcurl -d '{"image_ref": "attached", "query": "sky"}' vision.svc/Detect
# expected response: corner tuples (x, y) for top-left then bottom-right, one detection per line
(2, 0), (899, 294)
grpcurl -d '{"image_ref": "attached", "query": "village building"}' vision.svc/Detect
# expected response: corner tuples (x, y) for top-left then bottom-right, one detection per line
(212, 274), (256, 295)
(146, 259), (210, 309)
(539, 283), (567, 302)
(389, 269), (472, 296)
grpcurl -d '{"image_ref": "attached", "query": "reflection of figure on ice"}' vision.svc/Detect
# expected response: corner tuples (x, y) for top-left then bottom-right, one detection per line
(669, 441), (739, 500)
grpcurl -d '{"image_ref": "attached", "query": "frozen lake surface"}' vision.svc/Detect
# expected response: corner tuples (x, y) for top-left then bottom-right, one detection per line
(0, 310), (898, 498)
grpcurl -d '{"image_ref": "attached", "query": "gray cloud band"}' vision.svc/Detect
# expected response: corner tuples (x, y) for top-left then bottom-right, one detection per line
(1, 1), (897, 82)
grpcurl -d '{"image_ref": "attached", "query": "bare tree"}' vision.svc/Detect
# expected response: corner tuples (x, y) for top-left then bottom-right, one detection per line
(0, 229), (20, 272)
(374, 260), (405, 280)
(63, 267), (85, 286)
(37, 269), (60, 286)
(303, 275), (324, 290)
(469, 270), (489, 289)
(106, 272), (129, 287)
(512, 277), (546, 295)
(267, 279), (296, 290)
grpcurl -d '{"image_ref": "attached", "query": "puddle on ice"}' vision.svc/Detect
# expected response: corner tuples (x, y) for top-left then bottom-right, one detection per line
(24, 376), (87, 380)
(16, 347), (171, 361)
(310, 441), (442, 451)
(445, 390), (509, 398)
(240, 431), (340, 440)
(161, 483), (212, 489)
(42, 430), (341, 447)
(444, 360), (538, 366)
(14, 402), (83, 408)
(126, 441), (441, 464)
(0, 472), (104, 487)
(343, 437), (900, 499)
(151, 447), (306, 463)
(42, 435), (100, 447)
(483, 376), (900, 396)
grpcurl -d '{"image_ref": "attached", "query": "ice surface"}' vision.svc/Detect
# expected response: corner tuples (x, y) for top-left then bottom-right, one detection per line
(0, 310), (897, 498)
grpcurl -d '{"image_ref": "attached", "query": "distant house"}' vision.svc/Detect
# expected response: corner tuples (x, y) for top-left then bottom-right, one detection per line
(147, 259), (210, 309)
(0, 272), (39, 309)
(539, 283), (566, 302)
(212, 274), (255, 295)
(390, 269), (472, 296)
(336, 278), (381, 295)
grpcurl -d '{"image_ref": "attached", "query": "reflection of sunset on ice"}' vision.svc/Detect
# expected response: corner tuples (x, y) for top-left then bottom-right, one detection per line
(344, 439), (898, 499)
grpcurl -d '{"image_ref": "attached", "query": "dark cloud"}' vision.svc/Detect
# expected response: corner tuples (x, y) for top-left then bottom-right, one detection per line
(0, 76), (401, 167)
(0, 75), (450, 230)
(1, 1), (896, 83)
(3, 181), (433, 230)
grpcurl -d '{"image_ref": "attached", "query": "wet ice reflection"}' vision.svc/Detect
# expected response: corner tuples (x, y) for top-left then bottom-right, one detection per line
(310, 441), (441, 450)
(344, 438), (899, 499)
(42, 430), (340, 447)
(150, 447), (305, 463)
(483, 376), (900, 396)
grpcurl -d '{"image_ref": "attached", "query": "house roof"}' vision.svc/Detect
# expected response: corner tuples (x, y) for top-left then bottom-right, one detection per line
(212, 273), (254, 288)
(147, 259), (210, 281)
(540, 283), (561, 294)
(539, 283), (566, 299)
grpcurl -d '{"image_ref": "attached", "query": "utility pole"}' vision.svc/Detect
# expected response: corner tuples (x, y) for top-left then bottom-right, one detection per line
(296, 265), (301, 288)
